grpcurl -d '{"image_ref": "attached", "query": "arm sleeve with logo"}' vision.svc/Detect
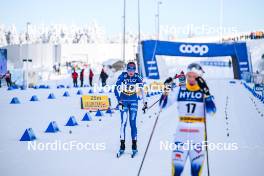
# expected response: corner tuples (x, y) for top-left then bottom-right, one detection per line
(114, 72), (125, 101)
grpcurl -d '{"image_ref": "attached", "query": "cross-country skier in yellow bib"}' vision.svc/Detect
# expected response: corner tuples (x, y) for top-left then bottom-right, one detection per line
(159, 63), (216, 176)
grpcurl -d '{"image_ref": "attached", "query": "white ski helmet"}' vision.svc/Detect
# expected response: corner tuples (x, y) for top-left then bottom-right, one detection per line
(187, 63), (205, 76)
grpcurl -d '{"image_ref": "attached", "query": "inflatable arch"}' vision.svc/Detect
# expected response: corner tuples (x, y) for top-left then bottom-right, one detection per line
(140, 40), (252, 79)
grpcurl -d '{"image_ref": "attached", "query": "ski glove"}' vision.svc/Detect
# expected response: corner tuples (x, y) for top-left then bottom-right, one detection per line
(196, 76), (210, 96)
(164, 77), (173, 84)
(142, 102), (148, 114)
(116, 101), (124, 110)
(205, 95), (217, 114)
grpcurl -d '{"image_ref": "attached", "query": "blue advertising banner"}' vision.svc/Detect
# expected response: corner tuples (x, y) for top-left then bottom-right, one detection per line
(254, 84), (264, 92)
(141, 40), (252, 80)
(0, 49), (7, 75)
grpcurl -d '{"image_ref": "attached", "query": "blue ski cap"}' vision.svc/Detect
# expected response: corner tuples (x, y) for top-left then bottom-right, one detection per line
(127, 62), (136, 72)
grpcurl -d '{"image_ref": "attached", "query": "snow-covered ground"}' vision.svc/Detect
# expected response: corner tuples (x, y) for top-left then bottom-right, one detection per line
(0, 80), (161, 176)
(1, 66), (264, 176)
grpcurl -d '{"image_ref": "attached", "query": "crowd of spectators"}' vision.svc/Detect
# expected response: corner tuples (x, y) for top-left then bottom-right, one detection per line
(223, 31), (264, 42)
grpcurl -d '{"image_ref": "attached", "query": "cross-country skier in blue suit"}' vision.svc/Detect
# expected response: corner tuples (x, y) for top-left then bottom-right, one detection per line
(114, 61), (147, 157)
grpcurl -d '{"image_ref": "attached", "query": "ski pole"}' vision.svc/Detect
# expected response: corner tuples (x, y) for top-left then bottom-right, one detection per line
(142, 98), (160, 114)
(137, 109), (161, 176)
(147, 99), (160, 110)
(203, 98), (211, 176)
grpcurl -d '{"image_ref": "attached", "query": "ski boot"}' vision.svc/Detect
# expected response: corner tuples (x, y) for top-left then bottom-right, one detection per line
(117, 140), (125, 158)
(131, 140), (138, 158)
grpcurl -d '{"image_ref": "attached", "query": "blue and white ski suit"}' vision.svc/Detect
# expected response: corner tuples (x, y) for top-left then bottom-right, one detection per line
(114, 72), (145, 141)
(160, 83), (216, 176)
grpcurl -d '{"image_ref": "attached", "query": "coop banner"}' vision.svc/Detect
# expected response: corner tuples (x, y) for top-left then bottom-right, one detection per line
(141, 40), (251, 79)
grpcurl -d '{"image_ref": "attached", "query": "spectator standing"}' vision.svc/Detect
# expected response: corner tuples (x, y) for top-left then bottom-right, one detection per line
(228, 59), (232, 68)
(99, 68), (108, 87)
(53, 64), (56, 73)
(5, 70), (12, 87)
(72, 69), (78, 87)
(175, 71), (186, 86)
(57, 63), (61, 75)
(80, 69), (84, 87)
(89, 68), (94, 87)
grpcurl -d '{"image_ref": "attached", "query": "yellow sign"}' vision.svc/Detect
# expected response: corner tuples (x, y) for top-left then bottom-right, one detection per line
(81, 95), (110, 110)
(137, 81), (164, 96)
(149, 81), (164, 91)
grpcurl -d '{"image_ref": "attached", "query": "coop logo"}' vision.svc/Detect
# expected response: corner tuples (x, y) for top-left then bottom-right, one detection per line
(179, 44), (209, 56)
